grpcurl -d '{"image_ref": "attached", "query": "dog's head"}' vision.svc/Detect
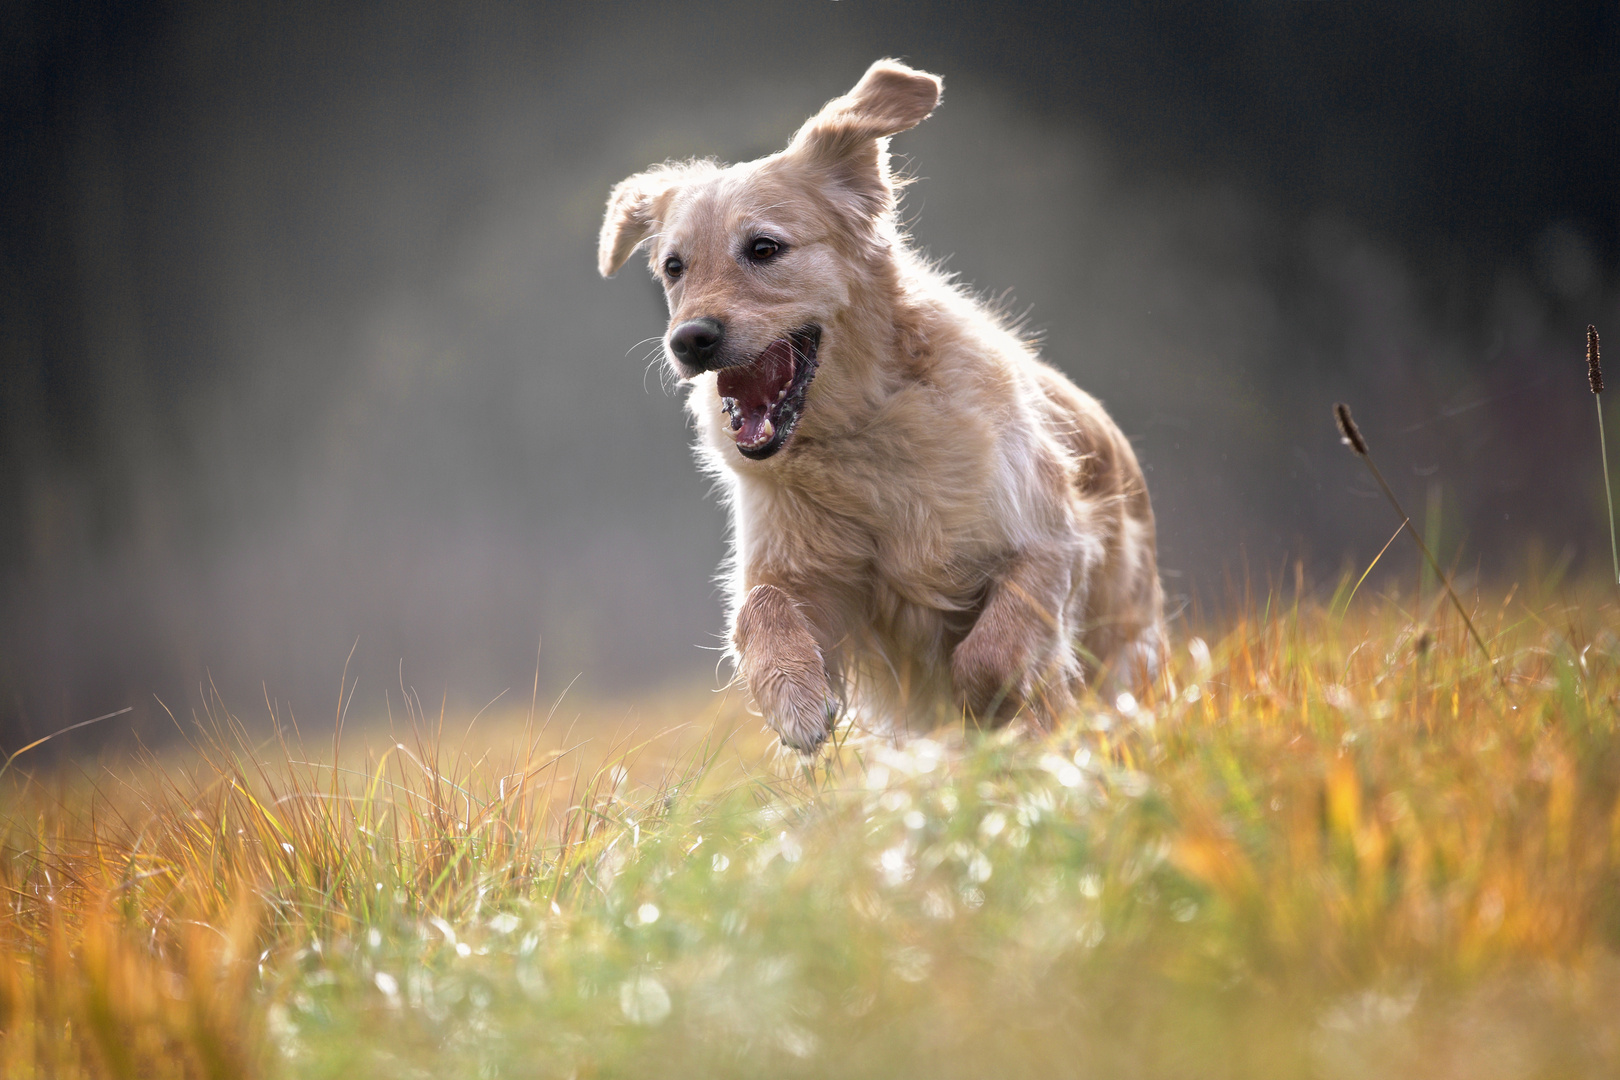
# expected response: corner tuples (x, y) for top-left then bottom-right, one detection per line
(598, 60), (942, 461)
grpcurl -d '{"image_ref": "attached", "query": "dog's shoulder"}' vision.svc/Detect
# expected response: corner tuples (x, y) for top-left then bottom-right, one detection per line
(1024, 361), (1150, 514)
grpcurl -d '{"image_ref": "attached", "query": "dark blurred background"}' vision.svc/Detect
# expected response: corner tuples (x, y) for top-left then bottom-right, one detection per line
(3, 0), (1617, 745)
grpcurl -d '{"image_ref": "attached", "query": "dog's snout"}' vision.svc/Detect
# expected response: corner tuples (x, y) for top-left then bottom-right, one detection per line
(669, 317), (725, 370)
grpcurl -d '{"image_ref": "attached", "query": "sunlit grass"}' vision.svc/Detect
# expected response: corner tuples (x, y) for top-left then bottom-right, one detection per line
(2, 582), (1618, 1077)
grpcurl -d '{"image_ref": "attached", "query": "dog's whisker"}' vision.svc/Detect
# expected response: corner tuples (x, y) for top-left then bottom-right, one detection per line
(625, 335), (665, 359)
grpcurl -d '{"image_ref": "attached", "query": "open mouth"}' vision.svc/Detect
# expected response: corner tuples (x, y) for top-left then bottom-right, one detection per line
(717, 326), (820, 460)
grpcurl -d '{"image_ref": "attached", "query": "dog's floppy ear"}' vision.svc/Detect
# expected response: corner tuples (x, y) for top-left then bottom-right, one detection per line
(598, 164), (686, 278)
(786, 59), (942, 217)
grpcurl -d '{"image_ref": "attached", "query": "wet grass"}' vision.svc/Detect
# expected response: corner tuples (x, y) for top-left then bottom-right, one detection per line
(2, 582), (1619, 1077)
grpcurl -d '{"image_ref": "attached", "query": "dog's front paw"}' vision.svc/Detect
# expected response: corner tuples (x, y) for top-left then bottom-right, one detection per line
(952, 630), (1035, 722)
(733, 584), (838, 754)
(750, 660), (838, 754)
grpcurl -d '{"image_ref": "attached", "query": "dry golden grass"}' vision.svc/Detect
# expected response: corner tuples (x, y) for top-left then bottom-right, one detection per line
(1, 579), (1617, 1077)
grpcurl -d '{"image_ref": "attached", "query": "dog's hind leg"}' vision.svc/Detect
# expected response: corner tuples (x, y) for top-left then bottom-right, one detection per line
(950, 550), (1080, 728)
(732, 584), (840, 754)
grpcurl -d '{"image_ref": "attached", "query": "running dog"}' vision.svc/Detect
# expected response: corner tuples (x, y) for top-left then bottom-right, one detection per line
(599, 59), (1164, 752)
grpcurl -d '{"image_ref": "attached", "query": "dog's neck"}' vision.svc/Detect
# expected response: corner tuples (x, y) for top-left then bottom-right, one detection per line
(814, 243), (937, 418)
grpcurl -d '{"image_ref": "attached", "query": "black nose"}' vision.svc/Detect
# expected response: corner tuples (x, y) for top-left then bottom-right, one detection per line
(669, 317), (725, 370)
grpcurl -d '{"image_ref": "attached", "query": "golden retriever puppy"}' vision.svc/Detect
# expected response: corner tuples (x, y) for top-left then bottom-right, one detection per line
(599, 59), (1164, 752)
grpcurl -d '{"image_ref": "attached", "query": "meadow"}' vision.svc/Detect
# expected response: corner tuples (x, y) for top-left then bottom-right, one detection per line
(1, 574), (1618, 1078)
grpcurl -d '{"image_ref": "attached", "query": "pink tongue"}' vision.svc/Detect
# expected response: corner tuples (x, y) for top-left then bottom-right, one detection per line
(717, 338), (795, 445)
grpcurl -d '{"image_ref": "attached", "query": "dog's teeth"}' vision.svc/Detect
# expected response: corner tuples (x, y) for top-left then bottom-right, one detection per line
(775, 389), (787, 402)
(759, 417), (774, 441)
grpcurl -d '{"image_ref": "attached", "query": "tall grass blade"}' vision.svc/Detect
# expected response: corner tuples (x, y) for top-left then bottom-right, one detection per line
(0, 706), (133, 784)
(1590, 326), (1618, 585)
(1334, 402), (1508, 697)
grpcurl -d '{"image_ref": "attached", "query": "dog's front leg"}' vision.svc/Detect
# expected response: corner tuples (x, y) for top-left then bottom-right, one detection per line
(952, 551), (1078, 727)
(732, 584), (838, 753)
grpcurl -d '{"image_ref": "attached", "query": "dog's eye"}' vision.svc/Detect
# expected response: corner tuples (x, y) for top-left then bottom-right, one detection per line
(747, 237), (781, 262)
(663, 255), (684, 280)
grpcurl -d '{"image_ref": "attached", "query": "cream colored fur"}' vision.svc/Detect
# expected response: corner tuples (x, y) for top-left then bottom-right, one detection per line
(600, 60), (1165, 752)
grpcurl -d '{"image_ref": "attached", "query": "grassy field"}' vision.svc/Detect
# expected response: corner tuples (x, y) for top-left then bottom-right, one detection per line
(1, 580), (1618, 1078)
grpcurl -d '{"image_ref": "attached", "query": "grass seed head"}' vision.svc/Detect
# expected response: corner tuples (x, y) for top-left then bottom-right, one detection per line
(1333, 402), (1368, 456)
(1589, 324), (1603, 395)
